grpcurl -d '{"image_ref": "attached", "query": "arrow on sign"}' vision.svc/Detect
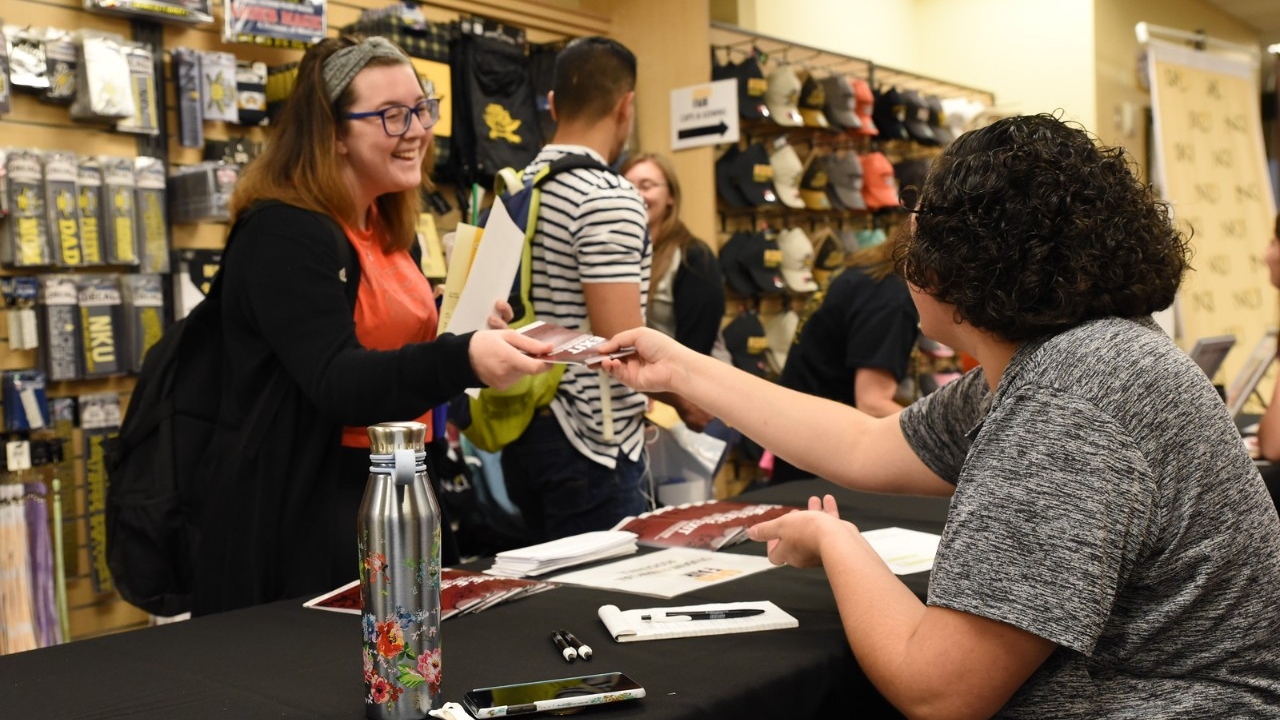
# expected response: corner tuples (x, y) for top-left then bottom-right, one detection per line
(677, 121), (729, 140)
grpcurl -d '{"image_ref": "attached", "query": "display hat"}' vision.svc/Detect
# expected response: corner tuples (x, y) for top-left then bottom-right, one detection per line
(925, 94), (954, 146)
(819, 74), (860, 130)
(900, 89), (937, 145)
(763, 310), (799, 376)
(799, 157), (832, 211)
(714, 144), (752, 208)
(734, 143), (781, 207)
(723, 311), (770, 377)
(777, 227), (819, 293)
(893, 157), (931, 201)
(797, 74), (830, 129)
(718, 231), (759, 296)
(747, 229), (786, 294)
(859, 152), (899, 210)
(872, 86), (909, 141)
(850, 77), (878, 136)
(765, 64), (803, 127)
(824, 152), (866, 211)
(811, 230), (846, 287)
(735, 54), (771, 121)
(769, 141), (806, 209)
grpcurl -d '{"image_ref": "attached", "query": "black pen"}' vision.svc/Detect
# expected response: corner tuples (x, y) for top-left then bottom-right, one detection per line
(640, 608), (766, 622)
(559, 628), (592, 660)
(551, 630), (577, 662)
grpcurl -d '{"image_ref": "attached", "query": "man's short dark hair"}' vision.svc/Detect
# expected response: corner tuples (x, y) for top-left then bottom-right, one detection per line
(552, 36), (636, 123)
(895, 113), (1191, 343)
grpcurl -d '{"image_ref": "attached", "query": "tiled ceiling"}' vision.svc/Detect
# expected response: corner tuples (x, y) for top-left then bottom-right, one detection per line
(1200, 0), (1280, 47)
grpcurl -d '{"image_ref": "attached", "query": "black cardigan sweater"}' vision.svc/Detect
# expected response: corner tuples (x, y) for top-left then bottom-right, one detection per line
(192, 203), (479, 615)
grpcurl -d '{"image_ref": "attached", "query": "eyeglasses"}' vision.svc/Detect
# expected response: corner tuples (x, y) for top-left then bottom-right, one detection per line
(634, 180), (667, 192)
(347, 98), (441, 136)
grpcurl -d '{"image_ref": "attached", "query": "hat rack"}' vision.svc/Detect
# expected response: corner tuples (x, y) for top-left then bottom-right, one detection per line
(709, 21), (996, 105)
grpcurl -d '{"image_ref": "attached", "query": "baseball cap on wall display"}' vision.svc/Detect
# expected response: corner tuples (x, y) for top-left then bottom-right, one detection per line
(736, 53), (771, 121)
(769, 141), (806, 210)
(798, 158), (832, 211)
(850, 77), (878, 136)
(765, 64), (804, 127)
(718, 231), (760, 296)
(925, 95), (955, 146)
(872, 86), (909, 141)
(723, 311), (771, 378)
(749, 229), (787, 295)
(894, 158), (931, 200)
(733, 143), (781, 207)
(819, 74), (860, 130)
(777, 227), (819, 293)
(859, 151), (899, 210)
(900, 89), (937, 145)
(797, 74), (830, 129)
(823, 152), (866, 211)
(812, 230), (846, 287)
(715, 145), (752, 208)
(763, 310), (799, 376)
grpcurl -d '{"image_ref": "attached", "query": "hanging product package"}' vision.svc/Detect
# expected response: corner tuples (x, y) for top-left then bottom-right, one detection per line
(44, 151), (84, 267)
(134, 156), (170, 273)
(3, 149), (53, 267)
(77, 274), (123, 378)
(0, 25), (12, 116)
(5, 25), (49, 91)
(69, 32), (135, 123)
(76, 156), (105, 265)
(42, 29), (77, 105)
(199, 50), (238, 123)
(2, 369), (50, 431)
(117, 43), (158, 136)
(37, 274), (81, 382)
(235, 60), (267, 127)
(83, 0), (212, 25)
(171, 47), (203, 147)
(118, 273), (164, 373)
(100, 156), (139, 265)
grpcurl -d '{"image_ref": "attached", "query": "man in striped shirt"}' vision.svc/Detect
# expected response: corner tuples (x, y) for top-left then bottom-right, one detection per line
(499, 37), (654, 543)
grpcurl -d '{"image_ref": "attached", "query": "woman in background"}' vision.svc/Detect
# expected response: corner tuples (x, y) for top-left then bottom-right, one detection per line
(193, 35), (550, 616)
(622, 152), (725, 431)
(770, 229), (919, 483)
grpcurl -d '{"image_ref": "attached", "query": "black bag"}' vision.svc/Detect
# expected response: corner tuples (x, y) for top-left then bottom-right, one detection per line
(103, 203), (349, 617)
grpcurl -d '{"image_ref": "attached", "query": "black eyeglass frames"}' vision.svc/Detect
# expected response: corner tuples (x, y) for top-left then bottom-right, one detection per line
(347, 98), (441, 136)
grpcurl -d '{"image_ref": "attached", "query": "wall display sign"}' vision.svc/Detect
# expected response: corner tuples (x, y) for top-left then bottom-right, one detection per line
(223, 0), (326, 48)
(85, 0), (213, 25)
(670, 78), (739, 151)
(1146, 38), (1278, 387)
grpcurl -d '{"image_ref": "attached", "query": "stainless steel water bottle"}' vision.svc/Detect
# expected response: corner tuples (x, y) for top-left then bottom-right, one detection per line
(358, 421), (442, 719)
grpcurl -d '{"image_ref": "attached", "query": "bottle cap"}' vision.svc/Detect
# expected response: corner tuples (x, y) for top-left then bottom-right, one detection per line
(367, 421), (427, 454)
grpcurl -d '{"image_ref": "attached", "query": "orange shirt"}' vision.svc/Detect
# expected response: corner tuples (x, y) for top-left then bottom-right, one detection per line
(340, 221), (439, 448)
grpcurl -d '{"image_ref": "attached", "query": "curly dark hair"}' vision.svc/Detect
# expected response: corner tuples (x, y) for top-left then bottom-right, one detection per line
(894, 113), (1191, 343)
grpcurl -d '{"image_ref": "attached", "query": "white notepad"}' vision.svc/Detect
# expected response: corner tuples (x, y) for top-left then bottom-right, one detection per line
(598, 601), (797, 642)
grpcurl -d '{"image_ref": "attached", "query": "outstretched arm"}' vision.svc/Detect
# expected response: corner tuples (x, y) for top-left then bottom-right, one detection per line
(599, 328), (952, 496)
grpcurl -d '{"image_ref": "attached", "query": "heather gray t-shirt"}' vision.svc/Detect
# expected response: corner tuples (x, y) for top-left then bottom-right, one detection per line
(900, 317), (1280, 718)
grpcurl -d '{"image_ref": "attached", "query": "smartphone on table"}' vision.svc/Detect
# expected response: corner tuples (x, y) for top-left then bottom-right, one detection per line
(462, 671), (645, 717)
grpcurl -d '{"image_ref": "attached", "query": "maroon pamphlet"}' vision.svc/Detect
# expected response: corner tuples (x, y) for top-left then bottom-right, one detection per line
(518, 321), (636, 365)
(303, 570), (554, 618)
(610, 500), (800, 551)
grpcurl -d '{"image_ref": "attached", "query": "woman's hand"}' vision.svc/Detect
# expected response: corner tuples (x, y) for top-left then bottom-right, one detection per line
(597, 327), (691, 394)
(468, 329), (552, 390)
(747, 494), (855, 568)
(672, 396), (714, 433)
(485, 299), (516, 329)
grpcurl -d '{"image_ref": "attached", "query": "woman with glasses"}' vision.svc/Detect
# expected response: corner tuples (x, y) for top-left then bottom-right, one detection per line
(192, 35), (552, 616)
(597, 114), (1280, 716)
(620, 152), (724, 431)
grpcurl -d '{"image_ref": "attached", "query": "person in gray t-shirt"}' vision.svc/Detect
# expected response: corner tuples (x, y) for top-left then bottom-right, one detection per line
(596, 114), (1280, 718)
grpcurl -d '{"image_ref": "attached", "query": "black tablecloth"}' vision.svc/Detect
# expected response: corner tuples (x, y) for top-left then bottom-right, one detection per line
(0, 480), (949, 719)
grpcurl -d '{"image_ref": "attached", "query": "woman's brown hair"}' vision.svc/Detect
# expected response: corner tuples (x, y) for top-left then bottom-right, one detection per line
(620, 153), (696, 307)
(230, 34), (433, 251)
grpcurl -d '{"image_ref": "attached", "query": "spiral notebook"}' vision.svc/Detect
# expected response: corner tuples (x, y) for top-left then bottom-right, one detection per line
(597, 601), (797, 642)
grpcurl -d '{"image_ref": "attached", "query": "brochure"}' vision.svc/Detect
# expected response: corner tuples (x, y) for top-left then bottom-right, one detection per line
(303, 570), (555, 618)
(611, 500), (799, 551)
(518, 321), (637, 365)
(548, 546), (780, 598)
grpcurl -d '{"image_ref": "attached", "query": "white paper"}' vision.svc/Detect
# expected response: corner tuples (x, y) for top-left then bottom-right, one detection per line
(861, 527), (941, 575)
(486, 530), (638, 577)
(444, 198), (525, 335)
(598, 600), (796, 642)
(549, 547), (780, 598)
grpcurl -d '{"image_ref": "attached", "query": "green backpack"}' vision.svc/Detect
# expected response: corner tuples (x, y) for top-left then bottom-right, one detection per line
(458, 154), (614, 452)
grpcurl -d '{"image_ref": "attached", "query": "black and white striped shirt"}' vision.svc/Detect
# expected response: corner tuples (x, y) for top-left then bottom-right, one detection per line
(524, 145), (652, 467)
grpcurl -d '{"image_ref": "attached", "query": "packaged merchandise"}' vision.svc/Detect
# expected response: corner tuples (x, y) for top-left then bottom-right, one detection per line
(168, 162), (237, 223)
(99, 156), (138, 265)
(2, 369), (49, 431)
(43, 151), (84, 267)
(37, 274), (81, 381)
(235, 60), (267, 126)
(3, 149), (53, 267)
(2, 275), (39, 350)
(0, 24), (12, 115)
(76, 274), (123, 378)
(133, 156), (169, 273)
(76, 157), (105, 264)
(42, 29), (76, 104)
(4, 25), (49, 91)
(69, 32), (135, 123)
(118, 273), (164, 373)
(198, 50), (238, 123)
(116, 44), (158, 136)
(170, 47), (203, 147)
(171, 247), (221, 319)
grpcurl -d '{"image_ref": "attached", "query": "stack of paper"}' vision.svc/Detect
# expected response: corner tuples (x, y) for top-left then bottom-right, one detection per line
(487, 530), (639, 578)
(301, 570), (556, 618)
(611, 501), (798, 551)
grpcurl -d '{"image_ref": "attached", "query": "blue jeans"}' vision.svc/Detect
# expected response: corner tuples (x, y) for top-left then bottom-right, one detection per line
(500, 411), (648, 543)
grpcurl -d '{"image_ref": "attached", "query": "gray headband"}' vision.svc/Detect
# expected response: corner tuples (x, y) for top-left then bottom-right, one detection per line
(322, 37), (410, 102)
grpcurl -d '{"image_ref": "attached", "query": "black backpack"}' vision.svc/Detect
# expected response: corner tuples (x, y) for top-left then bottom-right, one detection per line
(103, 203), (350, 617)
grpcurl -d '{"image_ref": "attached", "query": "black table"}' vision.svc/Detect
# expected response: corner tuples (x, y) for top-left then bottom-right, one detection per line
(0, 480), (949, 719)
